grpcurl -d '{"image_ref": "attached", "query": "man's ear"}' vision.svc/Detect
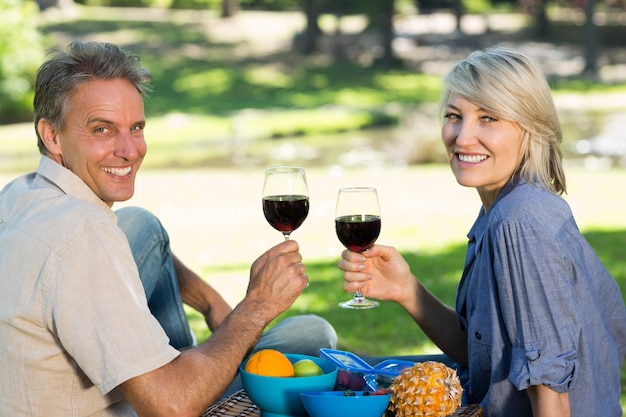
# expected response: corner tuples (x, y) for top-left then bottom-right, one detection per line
(37, 119), (62, 156)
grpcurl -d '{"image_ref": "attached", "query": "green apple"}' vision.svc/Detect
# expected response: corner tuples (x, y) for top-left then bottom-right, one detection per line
(293, 359), (324, 377)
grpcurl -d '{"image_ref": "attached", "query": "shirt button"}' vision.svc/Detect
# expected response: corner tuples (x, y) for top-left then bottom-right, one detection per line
(475, 331), (482, 340)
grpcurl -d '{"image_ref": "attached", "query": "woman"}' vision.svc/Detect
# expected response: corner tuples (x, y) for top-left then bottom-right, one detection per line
(339, 47), (626, 417)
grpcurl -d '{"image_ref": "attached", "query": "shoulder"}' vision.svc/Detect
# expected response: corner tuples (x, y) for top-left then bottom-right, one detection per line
(2, 177), (121, 256)
(489, 181), (571, 228)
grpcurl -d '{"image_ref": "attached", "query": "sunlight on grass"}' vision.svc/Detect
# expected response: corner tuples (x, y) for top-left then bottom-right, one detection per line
(244, 66), (293, 88)
(334, 88), (384, 107)
(173, 68), (233, 96)
(374, 72), (442, 101)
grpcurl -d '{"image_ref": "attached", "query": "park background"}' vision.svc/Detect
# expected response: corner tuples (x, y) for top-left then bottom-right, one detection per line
(1, 0), (625, 410)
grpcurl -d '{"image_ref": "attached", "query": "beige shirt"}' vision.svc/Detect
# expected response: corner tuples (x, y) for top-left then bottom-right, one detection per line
(0, 157), (180, 416)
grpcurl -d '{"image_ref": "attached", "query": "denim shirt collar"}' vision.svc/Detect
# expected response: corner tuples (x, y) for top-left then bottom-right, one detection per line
(456, 176), (521, 328)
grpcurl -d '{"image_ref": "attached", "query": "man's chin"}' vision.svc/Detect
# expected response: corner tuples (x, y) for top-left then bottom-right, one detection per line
(101, 190), (136, 207)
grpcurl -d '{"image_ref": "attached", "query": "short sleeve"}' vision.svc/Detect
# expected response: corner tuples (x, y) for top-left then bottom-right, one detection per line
(491, 218), (578, 392)
(46, 223), (179, 395)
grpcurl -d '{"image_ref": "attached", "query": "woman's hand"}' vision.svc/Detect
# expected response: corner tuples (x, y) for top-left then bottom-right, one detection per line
(338, 244), (418, 309)
(339, 244), (467, 364)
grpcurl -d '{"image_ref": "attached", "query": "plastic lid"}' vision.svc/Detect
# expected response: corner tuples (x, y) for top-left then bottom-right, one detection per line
(319, 348), (375, 373)
(372, 359), (415, 377)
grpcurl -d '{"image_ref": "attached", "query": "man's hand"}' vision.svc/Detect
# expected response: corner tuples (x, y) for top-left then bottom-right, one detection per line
(119, 240), (308, 416)
(245, 239), (308, 322)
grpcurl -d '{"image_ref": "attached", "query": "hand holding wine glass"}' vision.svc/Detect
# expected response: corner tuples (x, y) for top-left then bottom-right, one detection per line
(262, 166), (310, 241)
(335, 187), (381, 309)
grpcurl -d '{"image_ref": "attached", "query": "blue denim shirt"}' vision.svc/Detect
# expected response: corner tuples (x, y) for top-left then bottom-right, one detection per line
(455, 177), (626, 417)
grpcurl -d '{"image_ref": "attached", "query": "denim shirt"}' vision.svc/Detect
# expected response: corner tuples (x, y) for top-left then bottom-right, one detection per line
(455, 177), (626, 417)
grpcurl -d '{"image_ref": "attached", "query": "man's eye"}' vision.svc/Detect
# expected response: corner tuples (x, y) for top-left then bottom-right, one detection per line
(94, 127), (109, 134)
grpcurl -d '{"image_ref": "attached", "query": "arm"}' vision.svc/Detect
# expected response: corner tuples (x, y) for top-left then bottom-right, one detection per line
(120, 240), (308, 417)
(527, 385), (570, 417)
(339, 245), (467, 365)
(173, 254), (232, 332)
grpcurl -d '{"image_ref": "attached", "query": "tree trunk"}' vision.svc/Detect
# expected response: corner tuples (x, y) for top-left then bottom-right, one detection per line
(300, 0), (322, 55)
(221, 0), (239, 18)
(453, 0), (463, 32)
(534, 0), (550, 37)
(379, 0), (395, 68)
(36, 0), (73, 11)
(583, 0), (599, 76)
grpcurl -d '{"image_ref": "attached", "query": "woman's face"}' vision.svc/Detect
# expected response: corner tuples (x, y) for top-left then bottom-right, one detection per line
(442, 93), (524, 210)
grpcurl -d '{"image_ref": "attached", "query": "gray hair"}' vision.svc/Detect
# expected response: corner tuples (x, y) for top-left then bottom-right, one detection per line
(34, 41), (152, 155)
(440, 46), (566, 195)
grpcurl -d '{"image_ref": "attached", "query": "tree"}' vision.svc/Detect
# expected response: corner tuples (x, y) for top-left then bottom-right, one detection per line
(378, 0), (395, 68)
(297, 0), (400, 66)
(583, 0), (599, 76)
(519, 0), (551, 36)
(35, 0), (74, 10)
(0, 0), (46, 124)
(221, 0), (239, 17)
(299, 0), (322, 54)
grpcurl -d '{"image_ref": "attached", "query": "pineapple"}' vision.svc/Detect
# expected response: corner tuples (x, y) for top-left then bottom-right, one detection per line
(387, 361), (462, 417)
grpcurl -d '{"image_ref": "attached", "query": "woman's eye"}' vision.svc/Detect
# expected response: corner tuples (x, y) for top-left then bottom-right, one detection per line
(444, 113), (460, 121)
(481, 116), (497, 123)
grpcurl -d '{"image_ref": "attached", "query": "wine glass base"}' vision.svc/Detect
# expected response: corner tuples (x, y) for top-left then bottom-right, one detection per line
(338, 298), (379, 309)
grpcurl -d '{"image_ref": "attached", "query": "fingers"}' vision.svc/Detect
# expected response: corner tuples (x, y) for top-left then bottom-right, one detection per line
(338, 249), (366, 273)
(297, 262), (310, 288)
(274, 238), (300, 254)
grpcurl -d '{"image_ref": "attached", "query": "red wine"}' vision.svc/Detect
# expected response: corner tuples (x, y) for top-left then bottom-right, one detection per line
(263, 195), (309, 233)
(335, 215), (381, 252)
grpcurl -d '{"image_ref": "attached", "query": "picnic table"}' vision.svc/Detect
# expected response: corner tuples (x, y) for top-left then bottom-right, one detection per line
(201, 389), (484, 417)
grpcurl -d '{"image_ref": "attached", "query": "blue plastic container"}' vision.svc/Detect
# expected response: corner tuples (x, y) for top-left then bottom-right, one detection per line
(300, 390), (391, 417)
(239, 353), (337, 417)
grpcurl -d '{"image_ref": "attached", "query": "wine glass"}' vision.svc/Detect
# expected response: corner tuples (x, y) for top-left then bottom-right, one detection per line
(335, 187), (381, 309)
(262, 166), (310, 241)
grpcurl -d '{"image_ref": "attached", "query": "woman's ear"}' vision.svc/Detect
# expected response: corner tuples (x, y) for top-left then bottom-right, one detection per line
(37, 119), (62, 157)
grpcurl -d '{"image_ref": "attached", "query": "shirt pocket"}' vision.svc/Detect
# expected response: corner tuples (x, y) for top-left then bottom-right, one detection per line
(466, 322), (492, 402)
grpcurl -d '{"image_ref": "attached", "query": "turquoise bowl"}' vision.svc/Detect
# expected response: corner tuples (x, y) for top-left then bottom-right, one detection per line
(239, 353), (338, 417)
(300, 390), (391, 417)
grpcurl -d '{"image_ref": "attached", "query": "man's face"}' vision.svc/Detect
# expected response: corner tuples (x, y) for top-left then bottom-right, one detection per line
(52, 78), (147, 206)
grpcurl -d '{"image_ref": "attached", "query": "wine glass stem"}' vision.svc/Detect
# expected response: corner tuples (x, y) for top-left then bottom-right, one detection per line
(283, 233), (290, 241)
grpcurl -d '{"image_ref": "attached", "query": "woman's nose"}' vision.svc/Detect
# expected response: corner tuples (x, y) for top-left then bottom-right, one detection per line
(454, 121), (478, 146)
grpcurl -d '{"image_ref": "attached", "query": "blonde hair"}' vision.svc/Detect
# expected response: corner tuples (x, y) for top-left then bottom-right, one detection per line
(440, 46), (566, 195)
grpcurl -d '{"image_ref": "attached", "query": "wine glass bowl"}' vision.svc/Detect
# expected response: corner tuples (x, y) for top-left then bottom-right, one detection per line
(335, 214), (381, 253)
(262, 166), (310, 241)
(335, 187), (381, 309)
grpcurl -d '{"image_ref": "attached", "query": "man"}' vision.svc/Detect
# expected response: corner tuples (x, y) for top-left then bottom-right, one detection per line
(0, 40), (336, 416)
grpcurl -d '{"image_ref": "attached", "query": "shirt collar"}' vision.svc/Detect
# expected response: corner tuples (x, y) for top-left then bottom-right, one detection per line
(466, 176), (521, 252)
(36, 156), (117, 221)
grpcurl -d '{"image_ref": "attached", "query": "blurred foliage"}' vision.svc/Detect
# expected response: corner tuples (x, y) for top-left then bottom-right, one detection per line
(239, 0), (300, 10)
(76, 0), (222, 9)
(0, 0), (46, 123)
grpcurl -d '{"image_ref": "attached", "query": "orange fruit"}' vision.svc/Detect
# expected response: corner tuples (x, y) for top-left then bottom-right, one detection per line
(244, 349), (295, 377)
